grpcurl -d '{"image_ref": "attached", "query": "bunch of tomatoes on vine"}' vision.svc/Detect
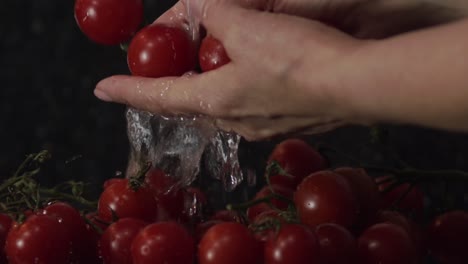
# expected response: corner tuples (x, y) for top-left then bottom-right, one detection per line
(1, 0), (467, 263)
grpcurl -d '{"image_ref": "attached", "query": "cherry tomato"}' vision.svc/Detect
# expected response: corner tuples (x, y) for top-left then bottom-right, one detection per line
(314, 223), (357, 264)
(145, 168), (185, 221)
(194, 220), (223, 243)
(74, 0), (143, 45)
(264, 224), (321, 264)
(247, 184), (294, 221)
(334, 167), (380, 225)
(86, 211), (110, 231)
(199, 35), (231, 72)
(268, 138), (327, 189)
(373, 210), (425, 262)
(375, 175), (425, 221)
(98, 178), (158, 222)
(131, 221), (195, 264)
(40, 202), (96, 263)
(100, 218), (148, 264)
(0, 214), (13, 262)
(198, 222), (263, 264)
(294, 170), (359, 228)
(5, 214), (72, 264)
(427, 210), (468, 264)
(358, 223), (416, 264)
(127, 24), (196, 77)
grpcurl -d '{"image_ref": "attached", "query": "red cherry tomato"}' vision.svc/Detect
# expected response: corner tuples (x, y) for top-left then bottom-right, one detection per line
(267, 138), (327, 189)
(199, 35), (231, 72)
(100, 218), (148, 264)
(334, 167), (380, 224)
(131, 221), (195, 264)
(314, 223), (357, 264)
(264, 224), (321, 264)
(74, 0), (143, 45)
(145, 168), (185, 221)
(194, 220), (223, 243)
(127, 24), (196, 77)
(358, 223), (416, 264)
(98, 178), (158, 222)
(252, 210), (285, 243)
(294, 170), (359, 228)
(427, 210), (468, 264)
(5, 214), (72, 264)
(247, 184), (294, 221)
(40, 202), (95, 263)
(198, 222), (263, 264)
(375, 175), (425, 221)
(0, 214), (13, 262)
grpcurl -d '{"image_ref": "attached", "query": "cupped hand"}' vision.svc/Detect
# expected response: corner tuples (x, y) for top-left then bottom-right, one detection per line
(95, 0), (367, 140)
(94, 0), (462, 140)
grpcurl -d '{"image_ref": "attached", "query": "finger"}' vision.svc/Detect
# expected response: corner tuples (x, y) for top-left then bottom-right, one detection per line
(153, 1), (187, 25)
(94, 65), (240, 116)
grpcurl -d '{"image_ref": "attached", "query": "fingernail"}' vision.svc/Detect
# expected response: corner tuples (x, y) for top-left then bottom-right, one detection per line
(94, 88), (113, 102)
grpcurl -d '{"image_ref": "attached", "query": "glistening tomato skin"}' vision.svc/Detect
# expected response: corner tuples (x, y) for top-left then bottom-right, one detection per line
(39, 202), (98, 263)
(198, 222), (263, 264)
(264, 224), (321, 264)
(427, 210), (468, 264)
(199, 36), (231, 72)
(5, 214), (72, 264)
(98, 179), (159, 222)
(131, 221), (195, 264)
(74, 0), (143, 45)
(100, 218), (148, 264)
(127, 24), (196, 77)
(294, 170), (359, 228)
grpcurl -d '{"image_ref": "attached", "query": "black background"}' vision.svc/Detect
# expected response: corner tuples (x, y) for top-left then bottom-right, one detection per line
(2, 0), (468, 200)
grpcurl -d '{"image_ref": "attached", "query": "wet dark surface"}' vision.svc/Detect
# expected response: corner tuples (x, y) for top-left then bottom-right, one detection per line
(1, 0), (468, 202)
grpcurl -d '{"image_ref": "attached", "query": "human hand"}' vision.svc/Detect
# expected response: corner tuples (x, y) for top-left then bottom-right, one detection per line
(94, 0), (465, 140)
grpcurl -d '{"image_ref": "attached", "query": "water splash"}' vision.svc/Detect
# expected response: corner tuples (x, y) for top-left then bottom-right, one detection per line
(125, 108), (245, 191)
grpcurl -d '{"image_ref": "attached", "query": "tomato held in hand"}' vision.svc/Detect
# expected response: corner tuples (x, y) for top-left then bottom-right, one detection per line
(294, 170), (359, 228)
(427, 210), (468, 264)
(100, 218), (148, 264)
(358, 223), (416, 264)
(74, 0), (143, 45)
(5, 214), (72, 264)
(127, 24), (196, 77)
(198, 222), (263, 264)
(264, 224), (321, 264)
(131, 221), (195, 264)
(268, 138), (327, 189)
(199, 36), (231, 72)
(98, 178), (158, 222)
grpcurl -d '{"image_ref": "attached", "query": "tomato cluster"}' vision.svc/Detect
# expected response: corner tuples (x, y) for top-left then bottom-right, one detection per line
(74, 0), (230, 78)
(1, 138), (468, 264)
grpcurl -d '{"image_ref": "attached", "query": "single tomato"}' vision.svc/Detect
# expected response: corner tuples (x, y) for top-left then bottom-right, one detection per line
(127, 24), (196, 77)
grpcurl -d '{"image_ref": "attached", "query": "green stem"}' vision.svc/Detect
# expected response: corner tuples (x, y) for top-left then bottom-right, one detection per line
(39, 188), (97, 209)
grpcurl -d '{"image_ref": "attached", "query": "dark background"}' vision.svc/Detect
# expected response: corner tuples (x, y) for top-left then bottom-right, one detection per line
(1, 0), (468, 200)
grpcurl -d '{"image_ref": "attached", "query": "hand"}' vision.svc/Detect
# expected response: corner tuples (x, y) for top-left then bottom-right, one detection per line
(94, 0), (465, 140)
(95, 0), (369, 140)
